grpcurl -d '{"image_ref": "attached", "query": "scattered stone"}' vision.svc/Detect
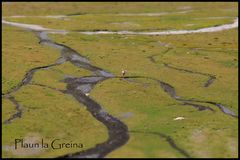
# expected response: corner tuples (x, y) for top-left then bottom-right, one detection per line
(173, 117), (185, 120)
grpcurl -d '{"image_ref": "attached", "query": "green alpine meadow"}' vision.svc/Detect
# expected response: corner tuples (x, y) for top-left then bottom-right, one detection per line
(2, 2), (238, 158)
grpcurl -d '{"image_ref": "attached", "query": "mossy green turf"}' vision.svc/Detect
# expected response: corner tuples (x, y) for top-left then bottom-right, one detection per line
(2, 26), (107, 158)
(2, 85), (108, 158)
(3, 2), (237, 31)
(2, 2), (238, 158)
(2, 25), (60, 94)
(50, 28), (238, 113)
(91, 79), (237, 158)
(3, 13), (236, 31)
(2, 2), (237, 16)
(50, 28), (238, 157)
(32, 62), (92, 90)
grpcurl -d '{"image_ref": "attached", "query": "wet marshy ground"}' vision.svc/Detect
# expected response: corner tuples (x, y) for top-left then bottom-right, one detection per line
(2, 18), (238, 158)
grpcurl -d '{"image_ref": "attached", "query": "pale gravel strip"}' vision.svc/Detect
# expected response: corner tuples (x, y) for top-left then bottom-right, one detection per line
(2, 19), (68, 34)
(2, 17), (238, 36)
(79, 18), (238, 35)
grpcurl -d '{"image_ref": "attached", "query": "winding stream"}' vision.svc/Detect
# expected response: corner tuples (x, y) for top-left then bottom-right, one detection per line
(130, 130), (191, 158)
(37, 31), (131, 158)
(3, 20), (130, 158)
(147, 49), (216, 88)
(4, 96), (23, 124)
(122, 76), (236, 117)
(163, 63), (216, 87)
(2, 18), (238, 158)
(2, 63), (60, 97)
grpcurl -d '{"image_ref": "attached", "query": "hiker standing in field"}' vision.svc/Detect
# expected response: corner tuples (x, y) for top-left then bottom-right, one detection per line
(121, 69), (127, 77)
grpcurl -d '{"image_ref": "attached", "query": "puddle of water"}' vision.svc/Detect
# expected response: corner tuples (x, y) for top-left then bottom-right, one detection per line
(74, 77), (106, 83)
(77, 84), (93, 93)
(56, 57), (66, 64)
(97, 70), (115, 78)
(216, 104), (237, 117)
(118, 112), (134, 119)
(71, 54), (89, 64)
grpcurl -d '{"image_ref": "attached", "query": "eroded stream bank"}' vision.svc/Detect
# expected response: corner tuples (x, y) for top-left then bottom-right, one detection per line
(2, 21), (131, 157)
(36, 31), (130, 158)
(37, 31), (194, 158)
(3, 96), (23, 124)
(121, 76), (237, 118)
(163, 63), (216, 88)
(2, 18), (238, 158)
(130, 130), (191, 158)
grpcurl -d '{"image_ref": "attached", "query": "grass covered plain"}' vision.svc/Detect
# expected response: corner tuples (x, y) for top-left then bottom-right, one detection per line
(3, 2), (237, 31)
(2, 25), (60, 94)
(50, 28), (238, 157)
(2, 2), (238, 158)
(2, 25), (108, 158)
(3, 13), (236, 31)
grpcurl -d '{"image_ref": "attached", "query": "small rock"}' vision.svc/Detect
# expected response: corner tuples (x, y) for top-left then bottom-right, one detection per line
(173, 117), (185, 120)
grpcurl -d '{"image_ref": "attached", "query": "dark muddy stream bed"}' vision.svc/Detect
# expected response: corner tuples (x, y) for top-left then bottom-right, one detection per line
(2, 19), (238, 158)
